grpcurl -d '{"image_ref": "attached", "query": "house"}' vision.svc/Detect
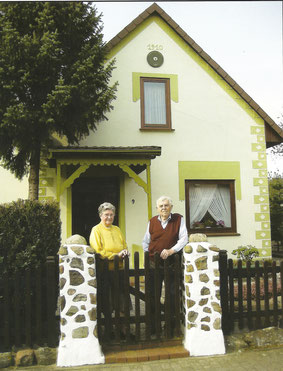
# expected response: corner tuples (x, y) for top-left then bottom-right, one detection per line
(3, 3), (283, 260)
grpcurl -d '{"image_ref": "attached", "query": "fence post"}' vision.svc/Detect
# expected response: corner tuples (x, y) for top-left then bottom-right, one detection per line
(57, 238), (104, 367)
(219, 250), (229, 335)
(183, 234), (225, 356)
(46, 256), (57, 347)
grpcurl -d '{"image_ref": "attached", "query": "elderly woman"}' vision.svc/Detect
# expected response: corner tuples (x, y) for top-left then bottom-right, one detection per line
(89, 202), (131, 336)
(89, 202), (129, 268)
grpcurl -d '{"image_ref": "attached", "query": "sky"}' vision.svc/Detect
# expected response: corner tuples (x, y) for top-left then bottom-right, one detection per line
(94, 1), (283, 173)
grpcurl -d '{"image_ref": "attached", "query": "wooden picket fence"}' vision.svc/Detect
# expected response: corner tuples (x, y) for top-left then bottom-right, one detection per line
(95, 252), (183, 345)
(1, 250), (283, 351)
(0, 256), (59, 352)
(219, 250), (283, 334)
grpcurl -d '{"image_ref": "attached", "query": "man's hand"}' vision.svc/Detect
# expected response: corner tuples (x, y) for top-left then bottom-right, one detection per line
(160, 248), (174, 260)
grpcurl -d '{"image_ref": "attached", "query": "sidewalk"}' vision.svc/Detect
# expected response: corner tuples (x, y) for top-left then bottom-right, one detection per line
(5, 345), (283, 371)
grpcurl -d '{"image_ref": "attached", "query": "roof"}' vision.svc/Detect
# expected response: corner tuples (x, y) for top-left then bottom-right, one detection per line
(106, 2), (283, 148)
(48, 146), (162, 174)
(49, 146), (162, 159)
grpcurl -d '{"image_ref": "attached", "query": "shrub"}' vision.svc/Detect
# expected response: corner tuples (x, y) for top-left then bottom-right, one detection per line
(0, 199), (61, 276)
(232, 245), (259, 262)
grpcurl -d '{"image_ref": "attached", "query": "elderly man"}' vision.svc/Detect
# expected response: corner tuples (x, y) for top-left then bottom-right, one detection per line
(142, 196), (188, 334)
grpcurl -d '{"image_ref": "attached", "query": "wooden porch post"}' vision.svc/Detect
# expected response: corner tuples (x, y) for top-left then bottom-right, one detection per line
(146, 164), (152, 220)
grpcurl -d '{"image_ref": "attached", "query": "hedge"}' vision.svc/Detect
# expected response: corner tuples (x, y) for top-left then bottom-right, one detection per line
(0, 199), (61, 277)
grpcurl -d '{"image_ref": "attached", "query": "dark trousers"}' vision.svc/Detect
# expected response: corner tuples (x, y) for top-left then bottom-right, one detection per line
(148, 258), (176, 333)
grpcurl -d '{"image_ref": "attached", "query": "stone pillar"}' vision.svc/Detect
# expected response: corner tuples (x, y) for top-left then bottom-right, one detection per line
(57, 235), (104, 367)
(183, 234), (225, 356)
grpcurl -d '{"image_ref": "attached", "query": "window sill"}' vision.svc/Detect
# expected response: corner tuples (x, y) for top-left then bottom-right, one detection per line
(189, 230), (240, 237)
(206, 232), (240, 237)
(140, 128), (175, 132)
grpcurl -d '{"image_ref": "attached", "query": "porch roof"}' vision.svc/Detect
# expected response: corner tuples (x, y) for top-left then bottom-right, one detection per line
(49, 146), (162, 160)
(48, 146), (162, 174)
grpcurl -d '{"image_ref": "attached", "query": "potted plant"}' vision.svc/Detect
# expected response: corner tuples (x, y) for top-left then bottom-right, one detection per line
(216, 220), (225, 228)
(192, 221), (204, 229)
(204, 219), (214, 228)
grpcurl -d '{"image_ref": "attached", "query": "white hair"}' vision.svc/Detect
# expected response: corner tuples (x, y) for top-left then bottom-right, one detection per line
(98, 202), (116, 216)
(156, 196), (173, 207)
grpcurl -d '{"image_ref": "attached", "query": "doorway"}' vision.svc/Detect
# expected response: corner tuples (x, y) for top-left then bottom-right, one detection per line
(72, 176), (120, 241)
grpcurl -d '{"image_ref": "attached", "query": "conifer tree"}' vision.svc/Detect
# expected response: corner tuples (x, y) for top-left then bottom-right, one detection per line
(0, 2), (117, 199)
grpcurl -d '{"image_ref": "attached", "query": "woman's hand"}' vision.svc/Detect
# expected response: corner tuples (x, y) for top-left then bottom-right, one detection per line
(118, 249), (130, 258)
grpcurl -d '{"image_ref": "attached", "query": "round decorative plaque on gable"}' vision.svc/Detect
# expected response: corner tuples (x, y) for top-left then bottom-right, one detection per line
(147, 51), (164, 68)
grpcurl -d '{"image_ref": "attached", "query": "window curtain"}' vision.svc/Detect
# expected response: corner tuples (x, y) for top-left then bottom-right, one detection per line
(189, 184), (231, 227)
(144, 82), (166, 125)
(209, 186), (231, 227)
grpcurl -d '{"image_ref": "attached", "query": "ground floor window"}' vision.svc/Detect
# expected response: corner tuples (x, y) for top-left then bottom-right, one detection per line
(185, 179), (236, 234)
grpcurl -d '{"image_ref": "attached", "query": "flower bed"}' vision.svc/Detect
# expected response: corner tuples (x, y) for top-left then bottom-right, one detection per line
(232, 277), (282, 300)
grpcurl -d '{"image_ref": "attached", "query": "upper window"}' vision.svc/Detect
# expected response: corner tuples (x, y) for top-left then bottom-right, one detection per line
(185, 180), (237, 235)
(140, 77), (171, 130)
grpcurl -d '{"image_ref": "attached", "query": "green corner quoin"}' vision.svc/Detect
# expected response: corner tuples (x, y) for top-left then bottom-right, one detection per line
(132, 72), (178, 103)
(178, 161), (242, 201)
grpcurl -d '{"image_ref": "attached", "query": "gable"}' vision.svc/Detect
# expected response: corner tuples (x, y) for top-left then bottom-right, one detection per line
(106, 3), (283, 147)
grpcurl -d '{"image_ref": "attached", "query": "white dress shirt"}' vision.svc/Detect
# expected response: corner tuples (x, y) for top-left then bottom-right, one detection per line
(142, 214), (188, 253)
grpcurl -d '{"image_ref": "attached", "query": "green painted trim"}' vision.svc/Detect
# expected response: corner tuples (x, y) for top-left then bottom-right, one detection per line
(261, 222), (270, 230)
(260, 204), (269, 212)
(256, 136), (265, 144)
(251, 126), (264, 135)
(57, 158), (150, 167)
(146, 164), (152, 220)
(252, 160), (267, 170)
(39, 196), (54, 202)
(262, 240), (271, 248)
(39, 178), (54, 187)
(258, 153), (267, 160)
(119, 164), (148, 192)
(119, 175), (126, 238)
(253, 178), (268, 187)
(258, 170), (268, 178)
(67, 187), (72, 238)
(106, 17), (155, 60)
(251, 143), (265, 152)
(256, 230), (271, 240)
(178, 161), (241, 200)
(132, 72), (178, 102)
(38, 188), (46, 196)
(259, 186), (269, 196)
(59, 164), (90, 197)
(255, 213), (270, 222)
(258, 248), (271, 257)
(106, 15), (265, 125)
(56, 163), (61, 202)
(254, 195), (269, 204)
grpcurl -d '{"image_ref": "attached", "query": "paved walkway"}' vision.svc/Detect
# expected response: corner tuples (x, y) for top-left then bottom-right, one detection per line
(6, 345), (283, 371)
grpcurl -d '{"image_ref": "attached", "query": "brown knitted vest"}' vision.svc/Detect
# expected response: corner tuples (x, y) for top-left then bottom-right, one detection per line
(148, 213), (182, 257)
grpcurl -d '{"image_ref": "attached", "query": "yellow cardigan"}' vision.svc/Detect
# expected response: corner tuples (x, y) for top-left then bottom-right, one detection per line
(89, 222), (127, 268)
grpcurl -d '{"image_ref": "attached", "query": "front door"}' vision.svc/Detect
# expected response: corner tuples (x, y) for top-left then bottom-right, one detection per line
(72, 176), (120, 241)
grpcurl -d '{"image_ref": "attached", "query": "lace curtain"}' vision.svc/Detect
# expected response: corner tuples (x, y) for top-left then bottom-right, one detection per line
(189, 184), (231, 227)
(144, 81), (166, 125)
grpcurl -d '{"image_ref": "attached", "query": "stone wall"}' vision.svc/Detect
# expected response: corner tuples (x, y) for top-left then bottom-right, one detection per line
(57, 237), (104, 367)
(183, 234), (226, 356)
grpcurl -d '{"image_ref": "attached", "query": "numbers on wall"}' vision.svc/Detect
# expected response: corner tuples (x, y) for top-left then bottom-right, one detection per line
(147, 44), (163, 51)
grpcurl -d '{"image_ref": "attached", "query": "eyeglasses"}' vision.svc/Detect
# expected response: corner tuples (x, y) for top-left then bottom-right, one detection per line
(102, 213), (114, 218)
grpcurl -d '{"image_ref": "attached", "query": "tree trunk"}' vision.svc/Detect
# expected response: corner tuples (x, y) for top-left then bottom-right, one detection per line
(28, 146), (41, 200)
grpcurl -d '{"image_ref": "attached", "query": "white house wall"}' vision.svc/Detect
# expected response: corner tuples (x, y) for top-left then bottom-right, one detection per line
(0, 167), (28, 202)
(0, 16), (272, 260)
(79, 19), (271, 258)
